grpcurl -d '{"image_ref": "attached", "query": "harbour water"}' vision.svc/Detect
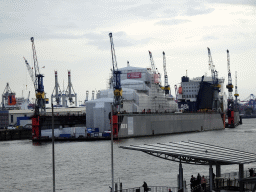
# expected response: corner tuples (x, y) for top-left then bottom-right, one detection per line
(1, 118), (256, 192)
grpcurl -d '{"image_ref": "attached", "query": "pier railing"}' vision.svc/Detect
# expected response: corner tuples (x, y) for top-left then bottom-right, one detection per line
(113, 169), (256, 192)
(114, 186), (179, 192)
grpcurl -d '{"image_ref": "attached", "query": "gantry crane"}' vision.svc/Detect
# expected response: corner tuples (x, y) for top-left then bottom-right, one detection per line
(207, 47), (220, 111)
(1, 83), (16, 109)
(234, 71), (239, 110)
(162, 51), (170, 95)
(51, 71), (62, 106)
(226, 49), (235, 127)
(65, 70), (77, 106)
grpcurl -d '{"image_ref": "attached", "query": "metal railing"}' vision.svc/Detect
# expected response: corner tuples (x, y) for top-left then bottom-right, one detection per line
(114, 186), (180, 192)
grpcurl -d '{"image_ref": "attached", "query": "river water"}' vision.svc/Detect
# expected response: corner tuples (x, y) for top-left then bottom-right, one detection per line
(1, 118), (256, 192)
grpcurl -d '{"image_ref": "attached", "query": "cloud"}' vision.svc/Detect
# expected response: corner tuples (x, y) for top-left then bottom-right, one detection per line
(155, 19), (191, 26)
(208, 0), (256, 6)
(202, 36), (219, 41)
(84, 31), (150, 50)
(184, 7), (215, 16)
(117, 3), (163, 18)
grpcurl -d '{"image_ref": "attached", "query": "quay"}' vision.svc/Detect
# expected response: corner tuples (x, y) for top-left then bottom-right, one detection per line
(31, 136), (113, 142)
(0, 129), (31, 141)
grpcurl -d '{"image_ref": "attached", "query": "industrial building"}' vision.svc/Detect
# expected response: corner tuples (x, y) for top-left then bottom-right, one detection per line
(4, 107), (85, 128)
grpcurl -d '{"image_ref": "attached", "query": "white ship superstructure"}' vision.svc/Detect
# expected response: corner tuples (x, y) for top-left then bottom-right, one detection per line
(177, 75), (227, 112)
(86, 66), (178, 132)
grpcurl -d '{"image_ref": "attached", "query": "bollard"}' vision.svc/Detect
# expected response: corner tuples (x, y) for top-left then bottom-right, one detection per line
(119, 183), (122, 192)
(115, 183), (118, 192)
(183, 180), (186, 190)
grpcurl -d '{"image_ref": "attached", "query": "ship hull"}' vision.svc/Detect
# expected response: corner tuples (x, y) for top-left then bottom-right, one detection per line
(118, 112), (225, 138)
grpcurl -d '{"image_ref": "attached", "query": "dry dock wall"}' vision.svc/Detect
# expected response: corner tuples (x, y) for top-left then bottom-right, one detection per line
(118, 113), (224, 138)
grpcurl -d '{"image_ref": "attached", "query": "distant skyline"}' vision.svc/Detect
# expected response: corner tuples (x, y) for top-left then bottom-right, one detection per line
(1, 0), (256, 106)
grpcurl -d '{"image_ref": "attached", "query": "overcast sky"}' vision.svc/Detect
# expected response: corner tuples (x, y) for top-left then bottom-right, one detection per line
(1, 0), (256, 106)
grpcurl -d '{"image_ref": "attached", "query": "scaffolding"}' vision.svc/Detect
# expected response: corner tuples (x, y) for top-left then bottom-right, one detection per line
(149, 70), (171, 112)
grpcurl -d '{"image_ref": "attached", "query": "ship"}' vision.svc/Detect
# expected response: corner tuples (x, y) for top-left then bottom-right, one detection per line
(86, 65), (233, 138)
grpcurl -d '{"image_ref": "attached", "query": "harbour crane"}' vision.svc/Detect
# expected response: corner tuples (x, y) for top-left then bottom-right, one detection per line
(226, 49), (235, 127)
(226, 50), (233, 101)
(65, 70), (77, 106)
(109, 33), (122, 111)
(234, 71), (239, 110)
(241, 94), (256, 111)
(148, 51), (156, 73)
(51, 71), (62, 106)
(148, 51), (160, 85)
(162, 51), (170, 95)
(30, 37), (48, 115)
(85, 90), (89, 102)
(1, 83), (16, 108)
(29, 37), (48, 139)
(23, 57), (35, 88)
(207, 47), (220, 111)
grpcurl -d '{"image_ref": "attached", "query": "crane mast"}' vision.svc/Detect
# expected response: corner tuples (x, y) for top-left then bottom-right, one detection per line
(226, 50), (233, 101)
(23, 57), (35, 88)
(234, 71), (239, 110)
(148, 51), (156, 73)
(208, 47), (214, 71)
(207, 47), (219, 85)
(148, 50), (161, 85)
(162, 51), (170, 95)
(30, 37), (46, 116)
(207, 47), (220, 111)
(226, 49), (235, 127)
(109, 33), (122, 111)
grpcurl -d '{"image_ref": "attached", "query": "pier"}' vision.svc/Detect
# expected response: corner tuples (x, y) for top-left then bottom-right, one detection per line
(111, 171), (256, 192)
(120, 141), (256, 192)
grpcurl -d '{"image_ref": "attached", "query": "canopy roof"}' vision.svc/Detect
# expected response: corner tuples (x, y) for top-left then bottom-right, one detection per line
(119, 140), (256, 165)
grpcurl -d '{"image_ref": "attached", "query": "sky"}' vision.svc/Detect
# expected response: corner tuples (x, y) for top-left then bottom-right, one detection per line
(1, 0), (256, 107)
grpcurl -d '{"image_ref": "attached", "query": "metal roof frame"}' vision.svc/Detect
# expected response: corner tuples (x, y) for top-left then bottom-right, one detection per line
(119, 140), (256, 165)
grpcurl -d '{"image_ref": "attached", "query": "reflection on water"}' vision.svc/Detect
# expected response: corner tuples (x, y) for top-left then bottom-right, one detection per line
(0, 119), (256, 192)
